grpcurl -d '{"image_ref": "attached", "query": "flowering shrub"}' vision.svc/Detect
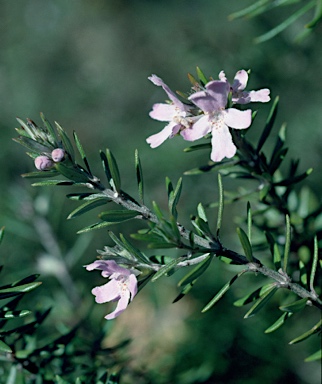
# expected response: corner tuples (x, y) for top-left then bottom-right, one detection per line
(2, 66), (321, 382)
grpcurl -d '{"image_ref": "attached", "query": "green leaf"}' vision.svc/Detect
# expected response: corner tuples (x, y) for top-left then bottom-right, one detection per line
(151, 258), (183, 282)
(309, 236), (319, 292)
(306, 0), (322, 28)
(169, 178), (182, 218)
(77, 221), (117, 233)
(55, 162), (90, 183)
(216, 173), (224, 234)
(304, 349), (322, 362)
(0, 339), (12, 353)
(234, 283), (276, 307)
(73, 131), (92, 175)
(299, 260), (308, 287)
(31, 180), (75, 187)
(178, 254), (212, 287)
(283, 215), (291, 273)
(265, 311), (293, 333)
(119, 234), (150, 264)
(184, 159), (237, 175)
(257, 96), (279, 152)
(135, 149), (144, 204)
(183, 143), (212, 152)
(236, 227), (253, 262)
(229, 0), (270, 20)
(13, 136), (50, 154)
(247, 202), (252, 242)
(40, 112), (58, 144)
(273, 243), (282, 271)
(196, 66), (208, 85)
(279, 298), (308, 313)
(289, 319), (322, 344)
(67, 198), (110, 219)
(273, 168), (313, 186)
(254, 1), (316, 43)
(106, 149), (121, 193)
(21, 169), (60, 178)
(99, 210), (139, 223)
(0, 227), (4, 246)
(173, 280), (196, 303)
(0, 282), (42, 300)
(0, 309), (31, 319)
(201, 270), (246, 313)
(55, 122), (75, 161)
(244, 286), (278, 318)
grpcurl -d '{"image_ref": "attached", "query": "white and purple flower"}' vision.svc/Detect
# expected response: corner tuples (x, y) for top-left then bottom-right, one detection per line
(85, 260), (138, 320)
(219, 70), (270, 104)
(146, 75), (194, 148)
(183, 80), (252, 162)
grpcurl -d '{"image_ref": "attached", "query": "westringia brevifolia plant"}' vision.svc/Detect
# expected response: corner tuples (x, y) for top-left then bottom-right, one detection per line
(11, 67), (322, 370)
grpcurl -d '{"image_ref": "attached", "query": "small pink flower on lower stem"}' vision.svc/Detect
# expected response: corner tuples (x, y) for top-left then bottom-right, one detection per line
(85, 260), (138, 320)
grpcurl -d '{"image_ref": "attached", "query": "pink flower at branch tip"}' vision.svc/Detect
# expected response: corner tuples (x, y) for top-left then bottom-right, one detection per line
(146, 75), (195, 148)
(85, 259), (138, 320)
(182, 80), (252, 162)
(219, 70), (270, 104)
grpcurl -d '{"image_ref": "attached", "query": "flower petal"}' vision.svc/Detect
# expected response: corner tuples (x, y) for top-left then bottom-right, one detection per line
(149, 103), (177, 122)
(211, 124), (236, 162)
(92, 279), (120, 304)
(149, 74), (187, 110)
(181, 116), (210, 141)
(248, 89), (270, 103)
(105, 290), (130, 320)
(189, 81), (229, 112)
(127, 274), (138, 300)
(224, 108), (252, 129)
(147, 122), (180, 148)
(232, 70), (248, 91)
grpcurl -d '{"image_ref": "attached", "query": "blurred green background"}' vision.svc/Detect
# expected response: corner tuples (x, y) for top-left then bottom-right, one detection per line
(0, 1), (321, 383)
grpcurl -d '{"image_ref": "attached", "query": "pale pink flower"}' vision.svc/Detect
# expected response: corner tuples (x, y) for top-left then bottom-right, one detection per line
(51, 148), (65, 162)
(147, 75), (194, 148)
(85, 260), (138, 320)
(183, 80), (252, 162)
(219, 70), (270, 104)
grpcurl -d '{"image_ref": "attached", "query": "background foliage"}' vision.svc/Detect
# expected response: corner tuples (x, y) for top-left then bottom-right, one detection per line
(0, 1), (321, 383)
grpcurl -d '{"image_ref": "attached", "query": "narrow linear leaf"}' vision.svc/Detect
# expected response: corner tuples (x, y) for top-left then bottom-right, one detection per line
(169, 178), (182, 218)
(73, 131), (92, 175)
(279, 298), (308, 313)
(236, 227), (253, 262)
(40, 112), (58, 144)
(21, 170), (59, 178)
(31, 180), (75, 187)
(196, 66), (208, 85)
(229, 0), (270, 20)
(0, 339), (12, 353)
(274, 168), (313, 186)
(247, 202), (252, 242)
(135, 149), (144, 204)
(244, 286), (278, 318)
(254, 1), (315, 43)
(55, 162), (90, 183)
(151, 258), (183, 282)
(306, 0), (322, 28)
(0, 282), (42, 299)
(234, 283), (276, 307)
(289, 319), (322, 344)
(197, 203), (208, 222)
(55, 122), (75, 161)
(178, 254), (212, 287)
(283, 214), (291, 273)
(0, 227), (4, 246)
(173, 280), (196, 303)
(274, 243), (282, 271)
(119, 234), (150, 264)
(77, 221), (116, 234)
(216, 173), (224, 234)
(265, 312), (293, 333)
(257, 96), (279, 152)
(309, 236), (319, 293)
(201, 270), (246, 313)
(0, 309), (32, 319)
(299, 260), (308, 287)
(304, 349), (322, 362)
(106, 149), (121, 193)
(67, 198), (109, 220)
(183, 143), (212, 152)
(99, 210), (139, 223)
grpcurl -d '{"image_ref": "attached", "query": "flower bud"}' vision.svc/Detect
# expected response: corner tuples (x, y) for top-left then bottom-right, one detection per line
(34, 156), (54, 171)
(51, 148), (65, 162)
